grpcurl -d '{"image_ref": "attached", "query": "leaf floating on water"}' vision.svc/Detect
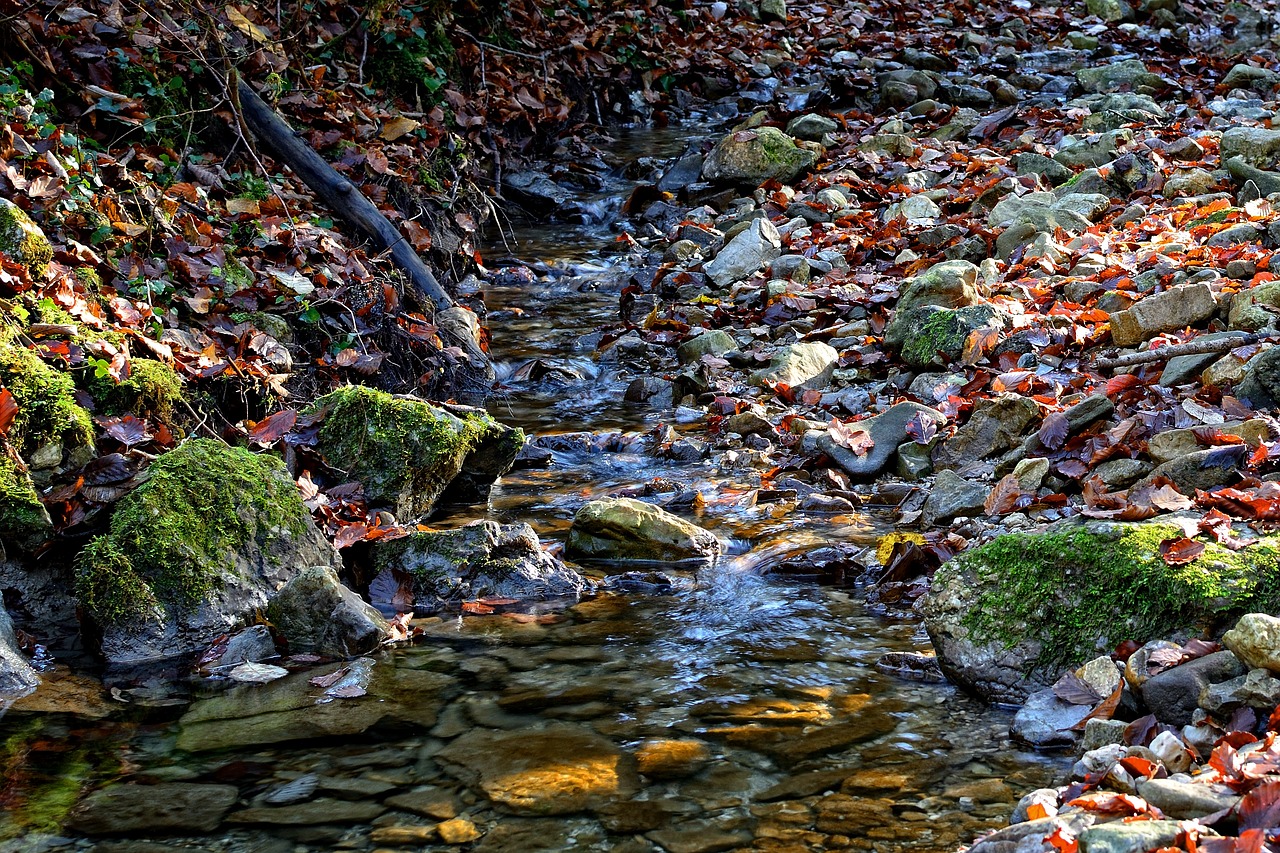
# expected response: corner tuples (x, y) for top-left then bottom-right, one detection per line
(309, 666), (350, 689)
(228, 662), (289, 683)
(327, 684), (367, 699)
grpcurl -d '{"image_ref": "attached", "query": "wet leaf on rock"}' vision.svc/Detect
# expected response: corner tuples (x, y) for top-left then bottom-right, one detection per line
(1159, 536), (1206, 566)
(1053, 670), (1103, 706)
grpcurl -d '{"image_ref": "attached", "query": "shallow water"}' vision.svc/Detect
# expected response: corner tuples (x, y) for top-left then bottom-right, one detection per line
(0, 127), (1071, 853)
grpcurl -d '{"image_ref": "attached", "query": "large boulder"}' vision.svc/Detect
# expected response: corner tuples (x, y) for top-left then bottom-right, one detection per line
(701, 127), (816, 187)
(372, 520), (587, 609)
(897, 260), (980, 313)
(1107, 283), (1217, 347)
(311, 385), (523, 522)
(1220, 126), (1280, 169)
(816, 402), (948, 480)
(1236, 346), (1280, 409)
(0, 198), (53, 277)
(75, 440), (340, 667)
(919, 517), (1280, 703)
(568, 497), (721, 562)
(267, 565), (389, 657)
(0, 603), (38, 696)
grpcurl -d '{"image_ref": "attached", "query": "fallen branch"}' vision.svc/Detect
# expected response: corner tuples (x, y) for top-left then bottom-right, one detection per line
(234, 78), (494, 395)
(1094, 332), (1269, 372)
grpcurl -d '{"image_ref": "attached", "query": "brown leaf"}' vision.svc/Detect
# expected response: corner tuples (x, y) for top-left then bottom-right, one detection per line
(985, 473), (1033, 516)
(1159, 536), (1206, 566)
(1053, 670), (1103, 706)
(828, 418), (874, 456)
(247, 408), (297, 445)
(1038, 411), (1070, 450)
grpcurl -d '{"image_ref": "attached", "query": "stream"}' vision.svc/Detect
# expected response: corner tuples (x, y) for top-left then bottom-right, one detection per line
(0, 127), (1073, 853)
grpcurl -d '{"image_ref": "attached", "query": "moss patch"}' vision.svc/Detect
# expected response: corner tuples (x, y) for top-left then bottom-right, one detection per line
(0, 198), (52, 277)
(0, 342), (94, 454)
(85, 358), (183, 421)
(953, 522), (1280, 674)
(0, 452), (51, 548)
(75, 440), (308, 624)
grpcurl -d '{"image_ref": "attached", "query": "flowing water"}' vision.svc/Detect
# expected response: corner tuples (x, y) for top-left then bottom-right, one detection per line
(0, 127), (1072, 853)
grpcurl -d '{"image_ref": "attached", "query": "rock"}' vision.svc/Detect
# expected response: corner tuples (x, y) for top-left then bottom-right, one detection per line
(1200, 667), (1280, 715)
(1071, 93), (1167, 132)
(897, 260), (981, 313)
(438, 818), (482, 844)
(785, 114), (837, 141)
(1082, 718), (1130, 752)
(703, 217), (782, 287)
(1140, 651), (1247, 726)
(988, 191), (1109, 233)
(1076, 60), (1165, 94)
(1077, 820), (1184, 853)
(75, 440), (339, 667)
(919, 518), (1274, 703)
(921, 471), (988, 527)
(1054, 132), (1133, 170)
(701, 126), (816, 187)
(227, 798), (385, 825)
(568, 497), (721, 562)
(1237, 346), (1280, 408)
(1224, 613), (1280, 673)
(936, 394), (1041, 468)
(678, 330), (736, 364)
(1137, 445), (1246, 494)
(1226, 157), (1280, 197)
(889, 195), (942, 221)
(1014, 458), (1051, 490)
(973, 816), (1099, 853)
(437, 723), (638, 815)
(374, 520), (585, 609)
(758, 0), (786, 21)
(1229, 280), (1280, 331)
(1011, 688), (1091, 748)
(1014, 153), (1073, 185)
(1223, 64), (1280, 91)
(66, 783), (239, 834)
(1221, 126), (1280, 169)
(1147, 420), (1269, 463)
(748, 341), (839, 391)
(311, 385), (523, 522)
(1135, 779), (1240, 820)
(1163, 168), (1219, 198)
(647, 823), (751, 853)
(373, 826), (439, 845)
(1107, 283), (1218, 346)
(885, 304), (1001, 368)
(218, 624), (277, 668)
(266, 566), (388, 657)
(816, 402), (948, 480)
(634, 739), (711, 779)
(1159, 332), (1251, 385)
(1086, 0), (1133, 21)
(1012, 788), (1062, 823)
(0, 197), (53, 276)
(0, 604), (37, 696)
(176, 658), (453, 751)
(503, 171), (571, 213)
(1094, 458), (1151, 489)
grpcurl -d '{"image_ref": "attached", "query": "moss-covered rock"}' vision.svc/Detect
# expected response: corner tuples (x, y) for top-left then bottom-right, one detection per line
(0, 342), (93, 456)
(266, 565), (388, 657)
(701, 126), (817, 187)
(0, 198), (52, 278)
(75, 439), (338, 666)
(918, 517), (1280, 703)
(311, 385), (523, 522)
(373, 520), (586, 610)
(85, 358), (184, 422)
(0, 449), (53, 551)
(884, 304), (1000, 368)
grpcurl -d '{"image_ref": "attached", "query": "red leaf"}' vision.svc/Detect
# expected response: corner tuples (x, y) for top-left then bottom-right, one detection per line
(247, 408), (297, 445)
(1240, 781), (1280, 831)
(460, 600), (495, 614)
(1038, 411), (1070, 450)
(828, 418), (874, 456)
(905, 411), (938, 444)
(1105, 374), (1142, 397)
(0, 388), (16, 437)
(334, 523), (370, 549)
(100, 415), (152, 446)
(1160, 536), (1206, 566)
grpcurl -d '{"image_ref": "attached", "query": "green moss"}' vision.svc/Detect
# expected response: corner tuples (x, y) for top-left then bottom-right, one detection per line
(0, 452), (51, 548)
(954, 523), (1280, 674)
(0, 199), (52, 277)
(75, 439), (308, 624)
(86, 358), (183, 421)
(0, 342), (94, 454)
(75, 267), (102, 290)
(901, 309), (969, 366)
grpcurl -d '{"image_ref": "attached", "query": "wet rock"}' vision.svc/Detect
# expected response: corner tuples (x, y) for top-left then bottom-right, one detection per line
(921, 471), (988, 527)
(1140, 651), (1247, 726)
(1107, 283), (1217, 346)
(1078, 820), (1184, 853)
(898, 259), (980, 313)
(503, 171), (572, 213)
(1076, 60), (1165, 94)
(1135, 779), (1239, 820)
(385, 788), (458, 819)
(228, 798), (385, 825)
(1221, 126), (1280, 169)
(1012, 788), (1062, 823)
(0, 197), (52, 276)
(920, 518), (1267, 703)
(678, 329), (736, 364)
(816, 401), (947, 480)
(176, 658), (453, 751)
(875, 651), (946, 682)
(936, 394), (1041, 468)
(311, 385), (523, 522)
(886, 304), (1001, 368)
(701, 126), (815, 187)
(66, 783), (238, 834)
(1200, 667), (1280, 715)
(1011, 688), (1090, 748)
(0, 604), (37, 696)
(438, 818), (482, 844)
(568, 497), (721, 562)
(218, 624), (277, 668)
(764, 712), (898, 765)
(1082, 718), (1129, 752)
(647, 823), (752, 853)
(374, 520), (585, 608)
(1236, 346), (1280, 408)
(972, 816), (1098, 853)
(76, 440), (339, 667)
(372, 826), (439, 845)
(815, 794), (896, 832)
(703, 217), (781, 287)
(748, 341), (838, 391)
(267, 566), (388, 657)
(1223, 613), (1280, 673)
(635, 739), (711, 779)
(437, 723), (638, 815)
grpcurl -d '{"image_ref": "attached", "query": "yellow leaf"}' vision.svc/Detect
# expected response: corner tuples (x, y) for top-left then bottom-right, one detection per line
(379, 116), (420, 142)
(227, 197), (261, 215)
(225, 6), (271, 43)
(875, 532), (925, 565)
